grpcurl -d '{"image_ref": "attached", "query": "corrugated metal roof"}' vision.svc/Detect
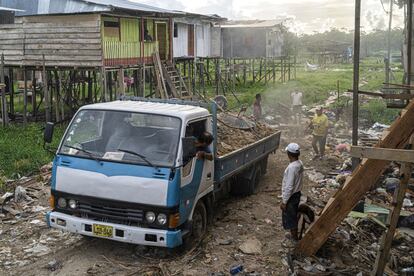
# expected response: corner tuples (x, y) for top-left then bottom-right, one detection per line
(0, 0), (183, 16)
(85, 0), (182, 14)
(221, 19), (284, 28)
(0, 5), (23, 11)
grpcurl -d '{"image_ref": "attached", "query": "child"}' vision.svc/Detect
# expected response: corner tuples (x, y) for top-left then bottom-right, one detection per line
(281, 143), (304, 245)
(195, 131), (214, 161)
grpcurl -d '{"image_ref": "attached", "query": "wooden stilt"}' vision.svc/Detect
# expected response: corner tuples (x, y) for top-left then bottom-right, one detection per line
(42, 55), (51, 122)
(32, 70), (37, 120)
(23, 67), (28, 124)
(9, 68), (14, 116)
(0, 54), (8, 126)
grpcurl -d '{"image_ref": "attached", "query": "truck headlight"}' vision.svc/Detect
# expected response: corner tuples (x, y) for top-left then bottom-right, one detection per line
(68, 199), (78, 209)
(145, 212), (156, 223)
(157, 213), (167, 225)
(57, 198), (67, 208)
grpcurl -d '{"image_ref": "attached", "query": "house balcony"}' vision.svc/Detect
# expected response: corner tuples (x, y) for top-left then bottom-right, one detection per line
(103, 41), (159, 67)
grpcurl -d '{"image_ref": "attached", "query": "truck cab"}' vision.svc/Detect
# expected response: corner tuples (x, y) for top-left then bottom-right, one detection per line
(47, 100), (215, 248)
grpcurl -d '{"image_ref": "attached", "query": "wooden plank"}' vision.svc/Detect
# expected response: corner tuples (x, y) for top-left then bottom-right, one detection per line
(24, 44), (102, 50)
(0, 45), (24, 50)
(22, 60), (102, 67)
(296, 99), (414, 256)
(373, 161), (412, 275)
(22, 21), (100, 28)
(0, 50), (24, 56)
(0, 39), (24, 45)
(0, 24), (23, 29)
(24, 49), (102, 56)
(24, 33), (101, 39)
(23, 14), (99, 24)
(22, 27), (100, 34)
(24, 38), (101, 44)
(24, 55), (103, 61)
(0, 34), (24, 40)
(3, 56), (24, 61)
(350, 146), (414, 163)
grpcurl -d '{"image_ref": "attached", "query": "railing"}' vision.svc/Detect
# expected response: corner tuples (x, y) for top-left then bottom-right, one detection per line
(103, 40), (159, 66)
(143, 41), (159, 58)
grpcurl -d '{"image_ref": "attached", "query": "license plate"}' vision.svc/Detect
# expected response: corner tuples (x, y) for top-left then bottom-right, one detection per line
(92, 224), (113, 238)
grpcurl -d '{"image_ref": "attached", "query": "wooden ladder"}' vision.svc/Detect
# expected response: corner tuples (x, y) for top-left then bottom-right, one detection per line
(296, 99), (414, 257)
(163, 60), (192, 100)
(152, 52), (168, 99)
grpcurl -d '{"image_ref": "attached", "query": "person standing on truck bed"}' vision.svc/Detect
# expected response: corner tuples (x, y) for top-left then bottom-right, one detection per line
(280, 143), (304, 246)
(309, 106), (329, 160)
(253, 93), (262, 121)
(195, 132), (214, 161)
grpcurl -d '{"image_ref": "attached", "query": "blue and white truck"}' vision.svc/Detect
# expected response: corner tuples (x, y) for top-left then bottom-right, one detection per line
(43, 98), (281, 248)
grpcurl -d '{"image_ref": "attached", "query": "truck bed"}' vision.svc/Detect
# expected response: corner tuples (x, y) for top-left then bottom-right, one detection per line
(214, 131), (281, 183)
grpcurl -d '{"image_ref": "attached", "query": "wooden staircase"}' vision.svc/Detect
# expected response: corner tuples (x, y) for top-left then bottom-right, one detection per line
(163, 61), (192, 100)
(152, 51), (192, 100)
(296, 99), (414, 256)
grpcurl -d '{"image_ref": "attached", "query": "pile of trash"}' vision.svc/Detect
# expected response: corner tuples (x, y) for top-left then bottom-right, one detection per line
(217, 116), (277, 156)
(0, 165), (81, 270)
(298, 157), (414, 274)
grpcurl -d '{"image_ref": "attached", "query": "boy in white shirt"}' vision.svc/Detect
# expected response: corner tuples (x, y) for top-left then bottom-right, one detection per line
(291, 91), (303, 124)
(280, 143), (304, 243)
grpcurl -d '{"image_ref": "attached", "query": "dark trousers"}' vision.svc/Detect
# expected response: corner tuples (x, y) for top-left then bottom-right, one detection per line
(282, 192), (301, 230)
(312, 135), (327, 156)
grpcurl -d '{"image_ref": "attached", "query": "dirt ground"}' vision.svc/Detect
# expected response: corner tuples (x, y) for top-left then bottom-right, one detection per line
(1, 135), (324, 276)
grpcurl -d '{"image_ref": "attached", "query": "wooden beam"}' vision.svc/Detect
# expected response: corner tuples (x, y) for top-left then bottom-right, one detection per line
(296, 99), (414, 256)
(348, 89), (414, 100)
(351, 146), (414, 163)
(372, 162), (412, 275)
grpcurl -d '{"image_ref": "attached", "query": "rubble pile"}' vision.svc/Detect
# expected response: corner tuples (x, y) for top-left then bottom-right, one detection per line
(0, 165), (81, 270)
(294, 145), (414, 275)
(217, 116), (277, 156)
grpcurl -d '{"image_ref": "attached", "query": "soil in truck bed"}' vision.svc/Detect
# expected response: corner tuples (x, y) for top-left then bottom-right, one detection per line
(216, 117), (277, 156)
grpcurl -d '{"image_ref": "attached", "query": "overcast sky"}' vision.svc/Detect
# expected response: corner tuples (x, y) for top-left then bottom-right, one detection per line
(135, 0), (405, 34)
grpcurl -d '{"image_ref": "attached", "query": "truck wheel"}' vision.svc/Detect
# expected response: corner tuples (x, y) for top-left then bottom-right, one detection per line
(261, 156), (269, 175)
(231, 166), (261, 196)
(191, 200), (207, 241)
(247, 166), (261, 195)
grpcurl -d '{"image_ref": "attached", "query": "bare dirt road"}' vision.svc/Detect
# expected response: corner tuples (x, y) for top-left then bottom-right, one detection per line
(1, 138), (319, 276)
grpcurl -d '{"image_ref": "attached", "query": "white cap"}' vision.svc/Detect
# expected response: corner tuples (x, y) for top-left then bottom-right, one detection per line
(285, 143), (300, 154)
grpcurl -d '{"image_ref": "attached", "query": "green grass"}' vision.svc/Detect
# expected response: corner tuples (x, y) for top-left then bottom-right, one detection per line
(203, 58), (403, 125)
(0, 123), (66, 181)
(0, 57), (404, 182)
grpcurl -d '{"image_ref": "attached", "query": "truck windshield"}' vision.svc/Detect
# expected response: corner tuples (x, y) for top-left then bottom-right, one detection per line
(59, 110), (181, 167)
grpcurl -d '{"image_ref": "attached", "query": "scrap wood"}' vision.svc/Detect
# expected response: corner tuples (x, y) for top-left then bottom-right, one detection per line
(296, 99), (414, 256)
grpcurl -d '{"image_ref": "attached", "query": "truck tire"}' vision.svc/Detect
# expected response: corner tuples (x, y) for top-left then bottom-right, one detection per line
(191, 200), (208, 241)
(181, 200), (208, 251)
(231, 166), (261, 196)
(261, 156), (269, 175)
(248, 166), (262, 195)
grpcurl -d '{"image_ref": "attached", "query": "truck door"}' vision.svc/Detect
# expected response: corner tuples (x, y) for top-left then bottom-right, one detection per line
(181, 118), (214, 213)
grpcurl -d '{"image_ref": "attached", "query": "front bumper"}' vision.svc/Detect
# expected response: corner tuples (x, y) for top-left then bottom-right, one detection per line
(47, 211), (182, 248)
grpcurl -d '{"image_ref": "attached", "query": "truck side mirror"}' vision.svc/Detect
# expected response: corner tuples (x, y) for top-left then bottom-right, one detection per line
(44, 122), (55, 145)
(182, 137), (196, 164)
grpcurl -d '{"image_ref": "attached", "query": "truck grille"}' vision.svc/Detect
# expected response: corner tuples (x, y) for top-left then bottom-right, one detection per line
(78, 202), (144, 226)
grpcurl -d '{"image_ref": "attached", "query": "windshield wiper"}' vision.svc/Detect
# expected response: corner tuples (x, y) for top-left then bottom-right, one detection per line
(117, 148), (156, 168)
(63, 144), (100, 162)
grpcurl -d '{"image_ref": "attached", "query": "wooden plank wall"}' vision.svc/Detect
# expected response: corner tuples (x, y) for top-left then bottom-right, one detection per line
(0, 17), (24, 66)
(0, 14), (103, 67)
